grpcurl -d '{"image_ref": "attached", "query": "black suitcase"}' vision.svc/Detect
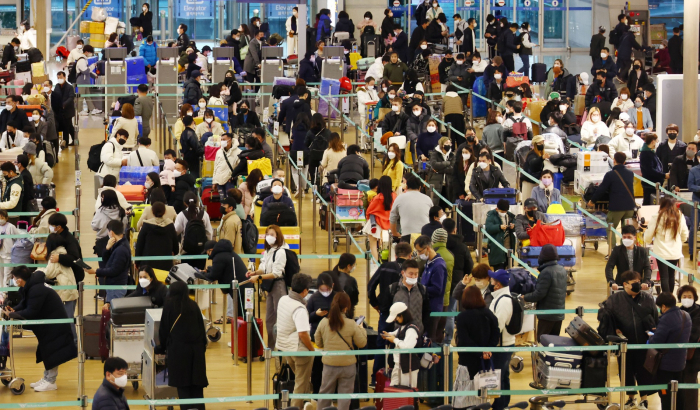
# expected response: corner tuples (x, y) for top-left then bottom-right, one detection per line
(566, 316), (605, 355)
(582, 353), (608, 388)
(454, 199), (476, 245)
(83, 314), (103, 360)
(531, 62), (547, 83)
(273, 362), (295, 410)
(15, 60), (31, 73)
(419, 342), (451, 407)
(110, 296), (153, 325)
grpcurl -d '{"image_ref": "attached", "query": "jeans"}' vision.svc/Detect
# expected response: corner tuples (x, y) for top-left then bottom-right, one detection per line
(105, 289), (127, 304)
(657, 259), (679, 293)
(491, 344), (514, 410)
(63, 300), (77, 345)
(372, 312), (390, 382)
(443, 297), (459, 346)
(44, 367), (58, 384)
(519, 54), (530, 77)
(219, 181), (237, 199)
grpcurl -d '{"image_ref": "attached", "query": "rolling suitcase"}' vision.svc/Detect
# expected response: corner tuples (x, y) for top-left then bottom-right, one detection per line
(232, 317), (264, 360)
(581, 353), (608, 388)
(110, 296), (152, 325)
(167, 263), (198, 284)
(273, 362), (295, 410)
(99, 307), (111, 360)
(565, 316), (605, 354)
(83, 314), (103, 359)
(531, 63), (547, 83)
(130, 204), (149, 230)
(383, 385), (418, 410)
(483, 187), (517, 205)
(536, 356), (582, 389)
(520, 245), (576, 267)
(538, 335), (583, 368)
(374, 367), (391, 410)
(201, 187), (222, 220)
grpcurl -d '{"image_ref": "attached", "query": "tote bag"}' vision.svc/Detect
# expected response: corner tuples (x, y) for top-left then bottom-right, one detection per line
(473, 359), (501, 391)
(452, 365), (480, 408)
(528, 220), (565, 247)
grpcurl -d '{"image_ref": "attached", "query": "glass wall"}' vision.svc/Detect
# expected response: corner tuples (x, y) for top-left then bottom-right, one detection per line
(455, 0), (480, 49)
(567, 0), (591, 48)
(490, 0), (513, 23)
(516, 0), (538, 44)
(543, 0), (564, 48)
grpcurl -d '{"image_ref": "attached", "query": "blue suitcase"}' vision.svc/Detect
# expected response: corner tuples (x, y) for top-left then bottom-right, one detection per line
(483, 187), (517, 205)
(539, 335), (583, 368)
(520, 245), (576, 267)
(199, 177), (213, 189)
(582, 211), (607, 237)
(109, 116), (143, 138)
(119, 166), (160, 185)
(125, 56), (147, 92)
(472, 76), (488, 118)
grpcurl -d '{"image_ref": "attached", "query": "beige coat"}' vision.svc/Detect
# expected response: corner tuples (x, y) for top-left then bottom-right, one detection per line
(137, 205), (177, 230)
(218, 211), (243, 254)
(314, 317), (367, 366)
(44, 246), (79, 302)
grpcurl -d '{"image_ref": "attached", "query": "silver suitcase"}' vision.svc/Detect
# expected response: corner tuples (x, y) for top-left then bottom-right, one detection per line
(536, 357), (582, 390)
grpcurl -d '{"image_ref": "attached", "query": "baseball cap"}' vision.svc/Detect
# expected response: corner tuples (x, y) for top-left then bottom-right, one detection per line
(203, 240), (217, 252)
(386, 302), (408, 323)
(524, 198), (537, 209)
(488, 269), (510, 287)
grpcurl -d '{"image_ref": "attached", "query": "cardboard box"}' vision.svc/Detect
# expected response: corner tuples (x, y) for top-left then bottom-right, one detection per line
(573, 170), (606, 194)
(91, 33), (105, 42)
(89, 38), (104, 48)
(80, 21), (91, 34)
(89, 21), (105, 35)
(31, 75), (48, 85)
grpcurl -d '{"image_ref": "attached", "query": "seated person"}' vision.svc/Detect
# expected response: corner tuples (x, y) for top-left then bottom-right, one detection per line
(421, 205), (445, 238)
(469, 151), (509, 201)
(605, 224), (652, 290)
(515, 198), (545, 242)
(585, 69), (618, 111)
(530, 170), (561, 213)
(261, 178), (295, 215)
(230, 100), (261, 129)
(126, 265), (168, 307)
(334, 144), (370, 186)
(260, 202), (298, 227)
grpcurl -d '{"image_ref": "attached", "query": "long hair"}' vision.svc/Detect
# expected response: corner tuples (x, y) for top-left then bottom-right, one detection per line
(328, 292), (351, 332)
(264, 224), (285, 251)
(329, 133), (344, 152)
(246, 169), (263, 196)
(377, 176), (394, 211)
(458, 144), (475, 174)
(100, 189), (126, 219)
(164, 281), (190, 317)
(146, 172), (161, 196)
(382, 143), (401, 171)
(653, 197), (681, 239)
(183, 191), (199, 221)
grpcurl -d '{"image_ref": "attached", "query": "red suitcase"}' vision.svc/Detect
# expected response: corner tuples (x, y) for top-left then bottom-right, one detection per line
(374, 368), (391, 410)
(115, 184), (145, 203)
(231, 317), (264, 361)
(201, 187), (221, 220)
(383, 385), (418, 410)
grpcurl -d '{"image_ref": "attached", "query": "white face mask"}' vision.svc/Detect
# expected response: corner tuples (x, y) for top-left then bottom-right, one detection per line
(439, 214), (447, 223)
(144, 181), (153, 189)
(681, 298), (695, 308)
(559, 105), (566, 112)
(625, 128), (634, 136)
(271, 185), (284, 195)
(0, 219), (6, 226)
(382, 87), (388, 93)
(365, 17), (370, 21)
(57, 78), (65, 84)
(367, 85), (374, 90)
(620, 94), (628, 100)
(496, 116), (503, 124)
(478, 162), (488, 169)
(413, 110), (422, 117)
(32, 114), (40, 122)
(199, 102), (206, 108)
(265, 235), (276, 245)
(600, 53), (607, 58)
(139, 278), (151, 288)
(187, 111), (193, 116)
(420, 44), (428, 50)
(49, 225), (56, 233)
(418, 253), (429, 261)
(621, 238), (634, 248)
(456, 60), (464, 65)
(113, 374), (128, 388)
(173, 170), (182, 177)
(388, 94), (396, 99)
(462, 153), (470, 160)
(405, 277), (418, 286)
(205, 118), (213, 123)
(432, 3), (438, 7)
(590, 115), (600, 122)
(391, 105), (399, 112)
(256, 21), (261, 27)
(320, 290), (332, 297)
(77, 45), (83, 50)
(427, 126), (437, 133)
(293, 11), (298, 16)
(388, 152), (396, 159)
(494, 74), (502, 80)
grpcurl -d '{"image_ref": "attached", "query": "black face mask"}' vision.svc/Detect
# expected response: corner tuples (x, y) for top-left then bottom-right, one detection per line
(526, 210), (535, 217)
(536, 144), (545, 151)
(117, 138), (127, 145)
(487, 283), (495, 292)
(240, 108), (248, 113)
(633, 64), (641, 70)
(629, 282), (641, 293)
(467, 136), (475, 142)
(668, 133), (677, 140)
(220, 206), (228, 215)
(595, 79), (603, 86)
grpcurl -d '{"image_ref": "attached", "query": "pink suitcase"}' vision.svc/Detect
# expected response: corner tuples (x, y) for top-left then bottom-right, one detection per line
(335, 188), (363, 206)
(6, 79), (24, 96)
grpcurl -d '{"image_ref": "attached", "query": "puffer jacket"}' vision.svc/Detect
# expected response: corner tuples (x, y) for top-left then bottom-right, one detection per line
(139, 41), (158, 67)
(335, 154), (369, 184)
(427, 147), (455, 193)
(212, 140), (242, 186)
(649, 306), (692, 372)
(43, 246), (79, 302)
(602, 290), (658, 344)
(514, 211), (545, 240)
(183, 77), (203, 105)
(96, 138), (122, 179)
(28, 151), (53, 184)
(550, 68), (578, 101)
(406, 107), (429, 144)
(523, 260), (568, 321)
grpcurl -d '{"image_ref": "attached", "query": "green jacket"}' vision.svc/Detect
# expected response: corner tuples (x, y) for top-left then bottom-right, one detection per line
(433, 241), (454, 307)
(383, 62), (408, 84)
(484, 209), (515, 266)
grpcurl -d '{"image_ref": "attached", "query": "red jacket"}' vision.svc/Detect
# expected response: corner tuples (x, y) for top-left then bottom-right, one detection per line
(366, 193), (396, 230)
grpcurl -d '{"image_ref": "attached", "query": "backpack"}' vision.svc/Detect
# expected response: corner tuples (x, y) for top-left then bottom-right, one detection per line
(508, 268), (537, 294)
(182, 209), (208, 254)
(609, 28), (621, 47)
(11, 238), (34, 264)
(67, 57), (84, 84)
(273, 248), (300, 287)
(87, 140), (114, 172)
(512, 117), (528, 140)
(240, 217), (258, 255)
(494, 292), (524, 335)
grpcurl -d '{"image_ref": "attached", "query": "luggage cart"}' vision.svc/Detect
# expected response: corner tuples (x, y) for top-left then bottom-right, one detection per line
(110, 322), (144, 390)
(580, 203), (609, 256)
(330, 186), (367, 252)
(0, 324), (24, 395)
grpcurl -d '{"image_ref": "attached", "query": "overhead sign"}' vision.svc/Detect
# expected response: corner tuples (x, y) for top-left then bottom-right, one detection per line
(176, 0), (214, 19)
(393, 0), (400, 6)
(465, 0), (474, 6)
(496, 0), (505, 5)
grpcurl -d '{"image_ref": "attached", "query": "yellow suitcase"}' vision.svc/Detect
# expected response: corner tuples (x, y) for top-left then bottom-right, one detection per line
(31, 62), (45, 78)
(202, 159), (215, 178)
(349, 52), (362, 70)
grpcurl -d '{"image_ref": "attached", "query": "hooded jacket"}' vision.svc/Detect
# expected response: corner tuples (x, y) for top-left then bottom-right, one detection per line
(336, 154), (370, 184)
(406, 106), (429, 143)
(183, 77), (203, 105)
(203, 239), (251, 296)
(523, 260), (568, 321)
(550, 68), (578, 101)
(433, 241), (454, 307)
(135, 217), (179, 271)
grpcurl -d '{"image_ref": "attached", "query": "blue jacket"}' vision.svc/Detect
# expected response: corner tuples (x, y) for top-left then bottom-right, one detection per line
(139, 41), (158, 67)
(420, 254), (447, 313)
(590, 57), (618, 82)
(687, 165), (700, 203)
(299, 58), (318, 83)
(415, 131), (441, 159)
(616, 31), (644, 60)
(91, 379), (130, 410)
(649, 306), (692, 372)
(96, 237), (132, 285)
(317, 14), (332, 41)
(639, 145), (666, 191)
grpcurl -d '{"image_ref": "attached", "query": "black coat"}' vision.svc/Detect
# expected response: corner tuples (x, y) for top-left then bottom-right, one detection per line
(393, 31), (409, 64)
(601, 289), (658, 344)
(590, 164), (636, 211)
(368, 258), (405, 317)
(0, 107), (31, 136)
(335, 17), (355, 37)
(380, 111), (409, 136)
(230, 110), (261, 128)
(46, 228), (84, 283)
(336, 154), (370, 184)
(589, 33), (606, 58)
(523, 260), (568, 321)
(455, 307), (499, 377)
(643, 92), (656, 128)
(640, 149), (665, 192)
(306, 290), (336, 339)
(170, 173), (196, 213)
(470, 165), (509, 200)
(9, 271), (78, 370)
(408, 26), (426, 53)
(626, 68), (651, 94)
(524, 150), (545, 180)
(134, 220), (179, 271)
(500, 30), (518, 57)
(91, 378), (130, 410)
(551, 69), (578, 101)
(177, 33), (191, 54)
(20, 169), (34, 212)
(668, 35), (683, 70)
(298, 58), (318, 83)
(158, 297), (208, 388)
(447, 233), (472, 289)
(53, 82), (76, 118)
(590, 57), (618, 82)
(425, 20), (443, 44)
(380, 16), (394, 40)
(656, 139), (686, 174)
(584, 81), (618, 108)
(140, 11), (153, 36)
(260, 202), (298, 227)
(681, 303), (700, 367)
(669, 154), (699, 190)
(203, 239), (251, 296)
(1, 43), (16, 66)
(96, 238), (131, 285)
(126, 280), (168, 307)
(605, 245), (652, 286)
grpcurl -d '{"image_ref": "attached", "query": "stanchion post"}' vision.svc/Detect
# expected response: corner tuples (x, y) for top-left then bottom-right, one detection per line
(232, 280), (239, 366)
(370, 127), (374, 179)
(507, 250), (514, 269)
(282, 389), (290, 408)
(670, 380), (678, 410)
(328, 211), (333, 270)
(298, 167), (303, 231)
(326, 96), (332, 129)
(365, 251), (371, 324)
(655, 182), (660, 204)
(619, 341), (628, 409)
(694, 201), (699, 274)
(355, 122), (360, 148)
(264, 348), (272, 409)
(479, 387), (488, 404)
(346, 230), (351, 253)
(340, 106), (345, 142)
(446, 121), (452, 145)
(607, 223), (614, 256)
(476, 225), (483, 263)
(77, 281), (85, 406)
(312, 186), (317, 253)
(221, 289), (227, 334)
(246, 310), (253, 397)
(272, 136), (278, 170)
(469, 93), (474, 127)
(442, 344), (450, 405)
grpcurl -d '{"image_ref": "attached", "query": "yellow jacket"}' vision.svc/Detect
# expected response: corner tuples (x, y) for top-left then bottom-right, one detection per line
(172, 118), (185, 150)
(382, 160), (405, 191)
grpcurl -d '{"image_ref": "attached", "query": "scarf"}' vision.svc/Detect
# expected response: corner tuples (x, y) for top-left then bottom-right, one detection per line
(538, 183), (552, 205)
(289, 290), (307, 306)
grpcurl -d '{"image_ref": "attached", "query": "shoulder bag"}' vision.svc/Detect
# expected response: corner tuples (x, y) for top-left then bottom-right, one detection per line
(614, 170), (639, 215)
(643, 311), (686, 374)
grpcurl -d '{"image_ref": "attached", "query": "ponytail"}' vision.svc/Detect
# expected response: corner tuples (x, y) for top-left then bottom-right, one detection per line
(183, 191), (199, 220)
(328, 292), (351, 333)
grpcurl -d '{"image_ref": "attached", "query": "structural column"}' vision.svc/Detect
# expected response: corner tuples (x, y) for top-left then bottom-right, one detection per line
(682, 2), (699, 139)
(34, 0), (49, 56)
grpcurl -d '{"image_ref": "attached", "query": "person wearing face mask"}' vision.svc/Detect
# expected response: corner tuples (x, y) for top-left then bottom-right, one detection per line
(437, 50), (455, 92)
(611, 87), (634, 113)
(421, 205), (447, 237)
(405, 102), (429, 157)
(590, 46), (618, 83)
(284, 7), (299, 55)
(639, 133), (669, 205)
(3, 265), (77, 392)
(485, 268), (516, 410)
(261, 178), (295, 215)
(484, 200), (515, 270)
(183, 69), (204, 105)
(412, 235), (447, 339)
(0, 208), (19, 296)
(391, 25), (409, 64)
(644, 197), (688, 293)
(84, 220), (132, 305)
(407, 20), (430, 64)
(195, 109), (225, 140)
(427, 136), (455, 205)
(448, 52), (470, 91)
(91, 188), (129, 267)
(670, 140), (698, 198)
(529, 170), (561, 213)
(469, 150), (509, 201)
(379, 98), (409, 143)
(383, 52), (409, 86)
(615, 25), (649, 84)
(133, 198), (180, 273)
(175, 23), (190, 54)
(306, 272), (337, 340)
(316, 9), (332, 42)
(166, 160), (195, 213)
(479, 110), (504, 161)
(126, 265), (168, 307)
(325, 252), (361, 314)
(605, 224), (652, 291)
(211, 195), (241, 254)
(452, 15), (472, 56)
(652, 39), (671, 74)
(382, 300), (424, 388)
(550, 63), (577, 103)
(0, 121), (27, 151)
(357, 76), (380, 134)
(172, 104), (193, 148)
(415, 119), (441, 162)
(580, 107), (611, 148)
(676, 285), (700, 410)
(0, 37), (19, 69)
(66, 39), (85, 64)
(0, 160), (23, 215)
(482, 55), (507, 89)
(92, 357), (131, 409)
(626, 96), (653, 133)
(654, 123), (686, 175)
(607, 121), (642, 157)
(514, 198), (545, 243)
(642, 83), (657, 128)
(298, 51), (319, 83)
(209, 132), (241, 198)
(137, 3), (153, 37)
(584, 70), (618, 111)
(626, 58), (650, 94)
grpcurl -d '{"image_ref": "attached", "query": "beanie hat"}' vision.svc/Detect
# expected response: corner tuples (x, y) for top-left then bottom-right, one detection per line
(431, 228), (448, 244)
(497, 199), (510, 212)
(537, 244), (559, 266)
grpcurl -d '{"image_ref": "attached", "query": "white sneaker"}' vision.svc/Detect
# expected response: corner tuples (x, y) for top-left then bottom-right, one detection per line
(79, 110), (88, 116)
(303, 400), (317, 410)
(34, 381), (57, 391)
(91, 109), (103, 115)
(30, 379), (45, 388)
(227, 342), (232, 348)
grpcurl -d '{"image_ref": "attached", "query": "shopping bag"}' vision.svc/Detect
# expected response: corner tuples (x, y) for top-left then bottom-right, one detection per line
(91, 7), (108, 22)
(452, 365), (480, 408)
(247, 157), (272, 177)
(473, 359), (501, 391)
(528, 220), (565, 246)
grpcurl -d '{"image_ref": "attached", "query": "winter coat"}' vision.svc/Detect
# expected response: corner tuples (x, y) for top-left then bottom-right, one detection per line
(97, 138), (122, 179)
(482, 123), (504, 153)
(406, 107), (429, 144)
(45, 228), (84, 283)
(514, 211), (545, 240)
(681, 303), (700, 367)
(590, 57), (617, 82)
(298, 57), (318, 83)
(649, 307), (692, 372)
(139, 41), (158, 67)
(669, 154), (699, 190)
(420, 253), (447, 313)
(531, 185), (561, 213)
(336, 154), (370, 184)
(315, 317), (367, 367)
(306, 290), (336, 339)
(96, 238), (132, 285)
(584, 81), (618, 108)
(427, 148), (455, 198)
(28, 151), (53, 184)
(446, 234), (472, 288)
(523, 260), (568, 321)
(260, 202), (298, 227)
(654, 139), (686, 174)
(590, 164), (636, 211)
(126, 279), (168, 307)
(433, 241), (454, 307)
(219, 211), (243, 254)
(335, 17), (355, 37)
(639, 144), (666, 193)
(602, 290), (658, 344)
(605, 245), (652, 286)
(627, 68), (650, 93)
(484, 209), (515, 266)
(455, 307), (499, 377)
(379, 111), (409, 136)
(212, 142), (242, 186)
(8, 271), (78, 370)
(368, 258), (404, 317)
(644, 210), (689, 261)
(523, 150), (546, 180)
(202, 239), (251, 296)
(183, 77), (203, 105)
(550, 68), (578, 101)
(43, 246), (79, 302)
(170, 173), (196, 214)
(469, 165), (509, 200)
(589, 33), (606, 58)
(383, 62), (409, 85)
(416, 131), (441, 159)
(91, 206), (129, 240)
(135, 217), (179, 271)
(91, 378), (130, 410)
(52, 82), (76, 118)
(616, 31), (644, 61)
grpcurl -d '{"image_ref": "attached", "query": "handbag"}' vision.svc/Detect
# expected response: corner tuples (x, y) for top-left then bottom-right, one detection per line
(452, 365), (480, 408)
(473, 358), (501, 391)
(528, 220), (566, 247)
(31, 241), (47, 261)
(643, 312), (686, 374)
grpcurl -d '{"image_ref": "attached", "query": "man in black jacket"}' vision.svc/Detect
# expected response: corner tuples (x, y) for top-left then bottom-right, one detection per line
(52, 71), (76, 145)
(86, 220), (132, 304)
(202, 239), (252, 321)
(667, 27), (683, 74)
(589, 26), (606, 64)
(15, 154), (34, 224)
(656, 123), (686, 174)
(0, 95), (31, 135)
(368, 242), (411, 383)
(442, 218), (472, 346)
(590, 47), (618, 82)
(393, 24), (409, 64)
(588, 152), (636, 231)
(334, 144), (369, 186)
(500, 23), (519, 72)
(1, 38), (19, 69)
(670, 142), (698, 191)
(605, 224), (652, 289)
(408, 20), (429, 64)
(642, 83), (657, 129)
(91, 357), (130, 410)
(176, 24), (190, 54)
(584, 69), (618, 109)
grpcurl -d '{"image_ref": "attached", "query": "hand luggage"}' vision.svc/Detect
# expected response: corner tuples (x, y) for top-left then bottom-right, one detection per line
(374, 368), (391, 410)
(199, 177), (213, 189)
(110, 296), (153, 325)
(232, 316), (264, 360)
(115, 184), (145, 203)
(419, 342), (449, 407)
(538, 335), (583, 368)
(201, 159), (215, 178)
(167, 263), (198, 284)
(565, 316), (605, 353)
(99, 307), (111, 360)
(520, 245), (576, 267)
(482, 187), (517, 205)
(506, 73), (529, 88)
(83, 314), (103, 359)
(119, 166), (160, 186)
(383, 385), (418, 410)
(131, 204), (149, 230)
(15, 60), (31, 73)
(535, 356), (582, 389)
(528, 220), (566, 246)
(273, 362), (295, 410)
(201, 187), (222, 220)
(34, 184), (55, 199)
(581, 353), (608, 388)
(531, 63), (547, 83)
